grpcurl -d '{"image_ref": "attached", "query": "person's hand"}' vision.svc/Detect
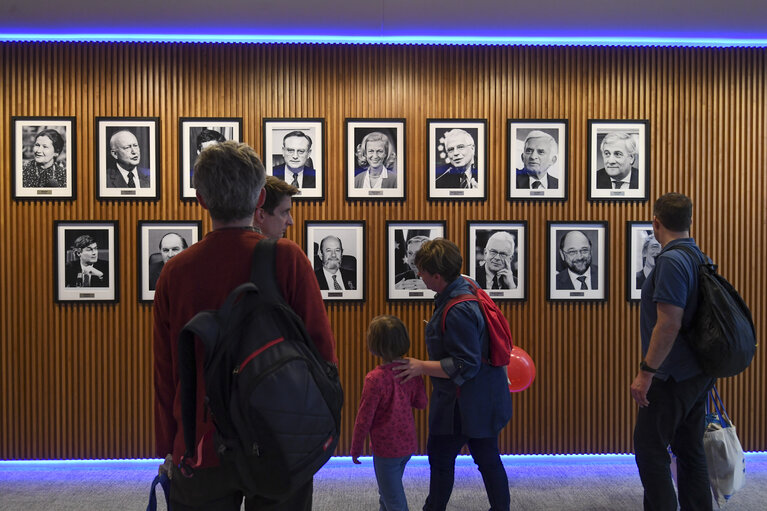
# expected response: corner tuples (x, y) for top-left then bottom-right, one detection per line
(396, 278), (426, 290)
(82, 265), (104, 279)
(494, 268), (515, 289)
(392, 357), (424, 382)
(352, 456), (361, 465)
(468, 177), (479, 189)
(630, 371), (654, 407)
(158, 454), (173, 479)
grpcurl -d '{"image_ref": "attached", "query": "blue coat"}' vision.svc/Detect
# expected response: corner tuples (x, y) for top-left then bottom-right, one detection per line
(425, 277), (512, 437)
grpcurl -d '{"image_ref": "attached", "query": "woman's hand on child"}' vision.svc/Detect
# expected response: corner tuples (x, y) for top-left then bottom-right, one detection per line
(392, 357), (423, 382)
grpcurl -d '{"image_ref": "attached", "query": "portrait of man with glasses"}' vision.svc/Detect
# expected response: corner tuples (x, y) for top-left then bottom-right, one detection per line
(555, 229), (599, 290)
(476, 231), (518, 290)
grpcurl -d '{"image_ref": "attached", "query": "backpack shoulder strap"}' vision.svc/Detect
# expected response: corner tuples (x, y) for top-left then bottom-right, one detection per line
(441, 294), (478, 332)
(250, 238), (286, 305)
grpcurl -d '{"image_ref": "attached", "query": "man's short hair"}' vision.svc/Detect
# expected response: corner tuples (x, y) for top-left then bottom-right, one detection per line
(72, 234), (96, 254)
(196, 128), (226, 152)
(193, 141), (266, 222)
(367, 315), (410, 361)
(414, 238), (462, 282)
(282, 130), (313, 149)
(261, 175), (299, 214)
(654, 193), (692, 232)
(524, 130), (558, 153)
(559, 230), (593, 251)
(443, 128), (473, 144)
(600, 132), (637, 156)
(36, 128), (65, 154)
(159, 232), (188, 251)
(486, 231), (516, 252)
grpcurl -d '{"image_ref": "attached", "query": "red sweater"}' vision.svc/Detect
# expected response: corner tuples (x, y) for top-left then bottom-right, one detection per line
(153, 229), (337, 467)
(350, 363), (427, 458)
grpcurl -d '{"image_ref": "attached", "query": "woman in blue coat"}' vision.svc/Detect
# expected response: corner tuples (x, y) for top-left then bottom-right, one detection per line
(394, 238), (512, 511)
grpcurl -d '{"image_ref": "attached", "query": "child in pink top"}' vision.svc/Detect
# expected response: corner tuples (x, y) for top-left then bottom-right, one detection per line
(351, 315), (428, 511)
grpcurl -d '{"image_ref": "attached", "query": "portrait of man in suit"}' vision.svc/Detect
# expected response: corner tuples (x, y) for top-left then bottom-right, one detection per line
(106, 129), (150, 188)
(435, 128), (478, 189)
(516, 130), (559, 190)
(555, 230), (598, 290)
(272, 130), (316, 189)
(476, 231), (518, 290)
(635, 232), (662, 289)
(595, 132), (639, 190)
(148, 232), (189, 290)
(314, 235), (356, 291)
(64, 234), (109, 288)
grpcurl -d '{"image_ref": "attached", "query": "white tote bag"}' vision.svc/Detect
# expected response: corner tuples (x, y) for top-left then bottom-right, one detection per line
(703, 386), (746, 508)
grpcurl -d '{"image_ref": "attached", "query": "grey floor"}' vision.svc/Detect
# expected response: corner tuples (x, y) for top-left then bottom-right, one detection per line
(2, 453), (766, 510)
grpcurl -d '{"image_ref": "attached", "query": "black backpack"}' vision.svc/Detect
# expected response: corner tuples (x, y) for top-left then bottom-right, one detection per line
(669, 245), (757, 378)
(177, 238), (343, 499)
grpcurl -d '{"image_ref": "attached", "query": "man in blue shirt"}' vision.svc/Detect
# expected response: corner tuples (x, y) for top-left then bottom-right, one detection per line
(631, 193), (715, 511)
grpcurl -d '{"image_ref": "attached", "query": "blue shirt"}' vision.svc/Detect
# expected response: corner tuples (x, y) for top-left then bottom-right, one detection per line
(640, 238), (705, 381)
(425, 276), (512, 437)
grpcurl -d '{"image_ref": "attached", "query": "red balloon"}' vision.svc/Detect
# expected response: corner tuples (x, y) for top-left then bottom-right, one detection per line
(506, 346), (536, 392)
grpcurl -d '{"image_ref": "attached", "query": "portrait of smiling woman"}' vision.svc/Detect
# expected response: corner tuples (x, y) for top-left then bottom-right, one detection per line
(354, 131), (398, 189)
(22, 128), (67, 188)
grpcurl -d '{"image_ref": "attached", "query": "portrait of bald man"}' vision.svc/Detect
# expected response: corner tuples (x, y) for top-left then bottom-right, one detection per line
(106, 129), (151, 188)
(148, 232), (189, 290)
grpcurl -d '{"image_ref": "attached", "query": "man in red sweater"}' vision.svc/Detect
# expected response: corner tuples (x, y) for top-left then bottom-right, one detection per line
(153, 141), (337, 510)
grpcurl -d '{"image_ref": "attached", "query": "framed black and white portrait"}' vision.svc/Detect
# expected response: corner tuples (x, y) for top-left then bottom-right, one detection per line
(587, 120), (649, 202)
(507, 119), (568, 201)
(263, 118), (325, 201)
(467, 221), (527, 301)
(306, 221), (365, 302)
(137, 220), (202, 302)
(547, 221), (608, 302)
(95, 117), (160, 201)
(345, 118), (406, 201)
(54, 220), (118, 303)
(12, 116), (76, 200)
(179, 117), (242, 200)
(427, 119), (487, 201)
(627, 221), (660, 302)
(386, 221), (446, 301)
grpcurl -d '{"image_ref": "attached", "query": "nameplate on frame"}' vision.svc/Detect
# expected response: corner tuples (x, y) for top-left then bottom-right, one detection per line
(37, 189), (53, 195)
(409, 292), (424, 297)
(79, 293), (96, 298)
(121, 190), (137, 196)
(327, 292), (343, 298)
(569, 291), (585, 297)
(449, 190), (465, 196)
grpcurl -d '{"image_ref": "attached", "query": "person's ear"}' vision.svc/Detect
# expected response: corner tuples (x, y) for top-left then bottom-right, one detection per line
(256, 187), (266, 209)
(196, 192), (208, 210)
(551, 154), (558, 165)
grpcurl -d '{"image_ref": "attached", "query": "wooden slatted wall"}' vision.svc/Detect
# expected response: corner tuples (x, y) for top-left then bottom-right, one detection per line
(1, 42), (764, 459)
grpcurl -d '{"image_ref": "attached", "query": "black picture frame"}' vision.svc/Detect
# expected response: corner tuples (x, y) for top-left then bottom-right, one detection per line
(507, 119), (568, 201)
(546, 221), (609, 302)
(466, 221), (528, 301)
(305, 221), (366, 302)
(179, 117), (242, 201)
(95, 117), (160, 201)
(11, 116), (76, 200)
(54, 220), (119, 303)
(587, 119), (650, 202)
(626, 221), (660, 302)
(345, 118), (406, 201)
(263, 118), (325, 201)
(427, 119), (487, 201)
(137, 220), (203, 303)
(386, 220), (446, 301)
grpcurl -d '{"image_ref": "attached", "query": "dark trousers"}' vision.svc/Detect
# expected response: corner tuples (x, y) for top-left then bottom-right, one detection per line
(170, 464), (312, 511)
(634, 373), (715, 511)
(423, 434), (509, 511)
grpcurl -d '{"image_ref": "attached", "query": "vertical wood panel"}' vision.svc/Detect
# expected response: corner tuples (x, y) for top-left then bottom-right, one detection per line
(0, 42), (765, 459)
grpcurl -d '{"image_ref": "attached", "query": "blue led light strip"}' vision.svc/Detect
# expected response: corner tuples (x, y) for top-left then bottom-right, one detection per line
(1, 34), (766, 48)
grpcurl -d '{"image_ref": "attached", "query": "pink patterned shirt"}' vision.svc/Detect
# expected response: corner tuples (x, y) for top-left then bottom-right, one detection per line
(350, 362), (428, 458)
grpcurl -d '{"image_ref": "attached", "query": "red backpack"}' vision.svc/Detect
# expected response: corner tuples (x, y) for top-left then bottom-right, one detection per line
(440, 276), (513, 367)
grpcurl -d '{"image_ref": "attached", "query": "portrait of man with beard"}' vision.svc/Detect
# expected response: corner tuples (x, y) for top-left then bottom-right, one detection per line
(314, 235), (357, 291)
(555, 230), (599, 290)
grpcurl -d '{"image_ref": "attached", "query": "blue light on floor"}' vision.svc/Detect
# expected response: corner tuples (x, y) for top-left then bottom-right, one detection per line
(1, 33), (767, 48)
